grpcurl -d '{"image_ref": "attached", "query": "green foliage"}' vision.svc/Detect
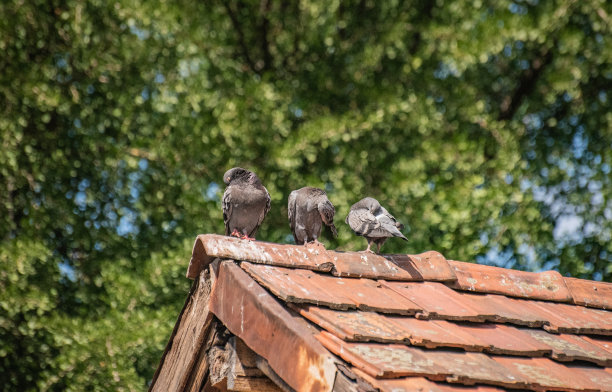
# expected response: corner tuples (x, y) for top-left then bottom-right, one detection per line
(1, 0), (611, 389)
(0, 240), (60, 390)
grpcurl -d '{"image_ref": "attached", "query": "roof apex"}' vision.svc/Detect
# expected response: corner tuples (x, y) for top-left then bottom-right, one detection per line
(187, 234), (612, 310)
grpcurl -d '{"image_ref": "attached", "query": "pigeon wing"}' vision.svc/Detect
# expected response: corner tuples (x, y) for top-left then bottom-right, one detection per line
(255, 186), (271, 232)
(375, 208), (407, 240)
(222, 186), (233, 236)
(245, 187), (271, 238)
(380, 206), (405, 230)
(288, 190), (298, 241)
(317, 196), (337, 237)
(347, 208), (380, 237)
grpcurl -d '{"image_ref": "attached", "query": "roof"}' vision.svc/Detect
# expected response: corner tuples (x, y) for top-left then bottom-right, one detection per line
(151, 234), (612, 392)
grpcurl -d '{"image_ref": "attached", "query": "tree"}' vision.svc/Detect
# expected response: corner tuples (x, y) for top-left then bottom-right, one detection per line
(1, 0), (610, 389)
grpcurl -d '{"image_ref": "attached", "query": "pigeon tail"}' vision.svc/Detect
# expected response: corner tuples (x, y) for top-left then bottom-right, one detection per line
(387, 224), (408, 241)
(328, 223), (338, 237)
(318, 199), (336, 236)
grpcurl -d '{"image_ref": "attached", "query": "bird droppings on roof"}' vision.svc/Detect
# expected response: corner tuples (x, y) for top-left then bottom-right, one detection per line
(152, 234), (612, 392)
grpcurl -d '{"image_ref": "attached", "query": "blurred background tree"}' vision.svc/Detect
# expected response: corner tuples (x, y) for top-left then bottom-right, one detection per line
(1, 0), (610, 389)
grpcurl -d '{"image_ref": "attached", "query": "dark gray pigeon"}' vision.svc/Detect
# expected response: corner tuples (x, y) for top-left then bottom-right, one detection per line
(222, 167), (271, 240)
(288, 187), (338, 245)
(345, 197), (407, 253)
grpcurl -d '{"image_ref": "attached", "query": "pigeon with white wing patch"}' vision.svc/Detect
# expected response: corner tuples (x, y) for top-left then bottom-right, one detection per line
(345, 197), (407, 253)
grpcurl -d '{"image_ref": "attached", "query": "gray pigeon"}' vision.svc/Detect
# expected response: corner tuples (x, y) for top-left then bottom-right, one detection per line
(222, 167), (271, 240)
(288, 187), (338, 245)
(345, 197), (407, 253)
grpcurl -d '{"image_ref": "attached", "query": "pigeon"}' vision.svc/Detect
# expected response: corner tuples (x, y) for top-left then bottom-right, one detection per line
(222, 167), (271, 240)
(288, 187), (338, 245)
(345, 197), (407, 253)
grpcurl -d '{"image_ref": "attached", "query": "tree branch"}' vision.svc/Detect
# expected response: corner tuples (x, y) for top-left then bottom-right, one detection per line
(222, 2), (258, 73)
(498, 44), (554, 121)
(409, 1), (435, 55)
(258, 0), (272, 72)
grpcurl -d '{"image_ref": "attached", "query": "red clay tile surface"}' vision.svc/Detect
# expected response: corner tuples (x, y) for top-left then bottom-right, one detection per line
(574, 366), (612, 392)
(330, 250), (458, 281)
(457, 292), (548, 327)
(291, 305), (408, 343)
(451, 323), (552, 356)
(530, 300), (612, 335)
(329, 251), (423, 281)
(381, 281), (486, 321)
(520, 329), (612, 366)
(384, 251), (458, 281)
(190, 235), (612, 391)
(565, 277), (612, 310)
(388, 317), (489, 351)
(491, 356), (604, 391)
(583, 335), (612, 354)
(448, 260), (573, 302)
(242, 262), (422, 314)
(318, 331), (525, 387)
(352, 371), (507, 392)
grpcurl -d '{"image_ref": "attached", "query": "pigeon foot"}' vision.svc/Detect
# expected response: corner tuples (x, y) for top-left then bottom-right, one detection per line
(230, 229), (241, 238)
(360, 243), (375, 253)
(240, 235), (256, 241)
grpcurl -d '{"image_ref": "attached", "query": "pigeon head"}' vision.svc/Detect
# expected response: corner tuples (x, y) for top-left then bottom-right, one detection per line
(354, 197), (381, 213)
(223, 167), (249, 185)
(223, 167), (261, 185)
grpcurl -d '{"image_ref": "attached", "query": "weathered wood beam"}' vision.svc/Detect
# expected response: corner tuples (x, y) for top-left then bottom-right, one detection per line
(332, 364), (377, 392)
(149, 268), (214, 392)
(255, 355), (294, 392)
(229, 376), (281, 392)
(202, 321), (233, 391)
(208, 335), (284, 392)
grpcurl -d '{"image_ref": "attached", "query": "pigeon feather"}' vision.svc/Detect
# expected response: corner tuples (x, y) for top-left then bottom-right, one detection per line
(222, 167), (270, 239)
(288, 187), (337, 245)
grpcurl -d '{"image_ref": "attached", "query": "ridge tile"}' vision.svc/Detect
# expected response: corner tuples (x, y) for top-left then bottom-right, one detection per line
(330, 252), (422, 281)
(448, 260), (572, 302)
(565, 277), (612, 310)
(188, 234), (333, 278)
(531, 300), (612, 335)
(383, 251), (457, 281)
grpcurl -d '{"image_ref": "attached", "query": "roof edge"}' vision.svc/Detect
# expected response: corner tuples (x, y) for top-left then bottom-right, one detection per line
(187, 234), (612, 310)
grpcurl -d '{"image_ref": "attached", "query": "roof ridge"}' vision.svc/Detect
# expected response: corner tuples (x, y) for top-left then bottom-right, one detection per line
(448, 259), (573, 302)
(187, 234), (612, 310)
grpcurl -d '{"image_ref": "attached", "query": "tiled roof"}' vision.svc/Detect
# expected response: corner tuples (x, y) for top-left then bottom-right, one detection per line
(180, 234), (612, 391)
